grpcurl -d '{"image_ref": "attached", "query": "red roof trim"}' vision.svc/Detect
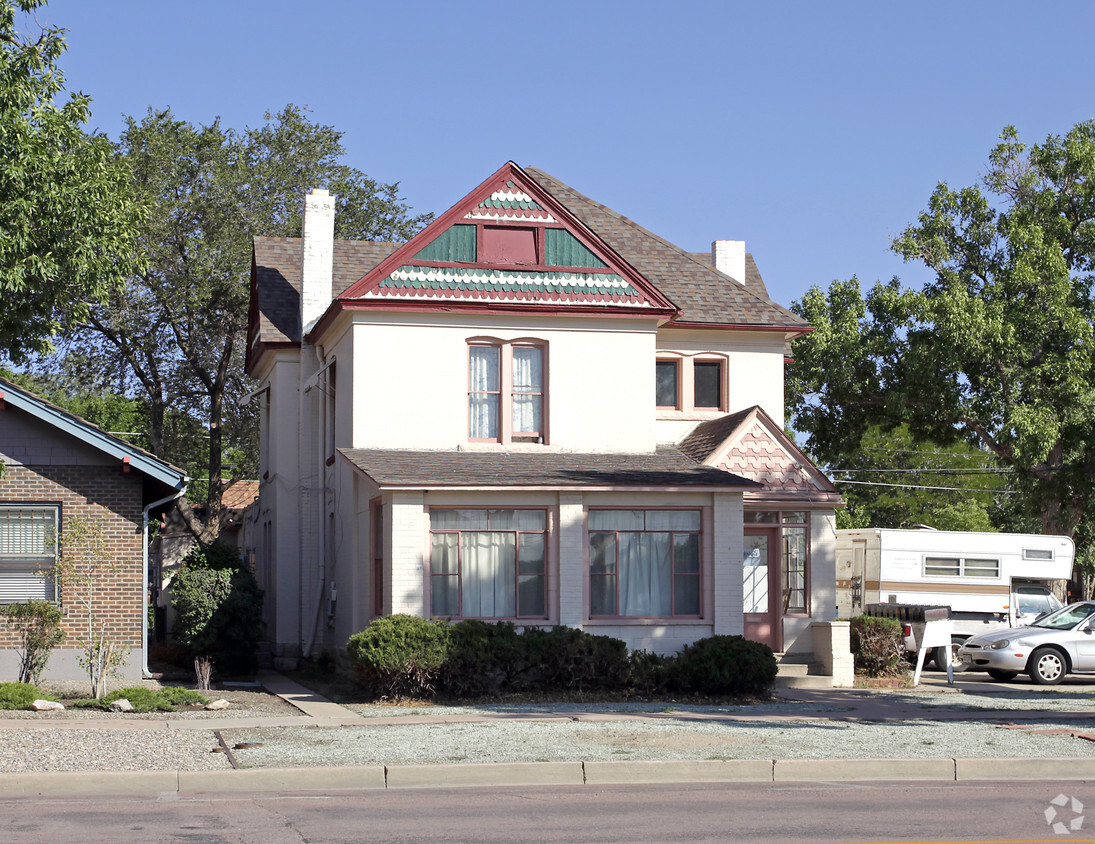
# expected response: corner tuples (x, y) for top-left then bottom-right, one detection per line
(329, 298), (677, 321)
(663, 321), (814, 336)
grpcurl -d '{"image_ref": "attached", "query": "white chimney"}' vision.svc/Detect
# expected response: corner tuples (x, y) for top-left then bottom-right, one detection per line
(712, 240), (746, 286)
(301, 188), (336, 334)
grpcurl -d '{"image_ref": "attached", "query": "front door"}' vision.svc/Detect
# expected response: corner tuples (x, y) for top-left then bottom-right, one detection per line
(743, 528), (781, 651)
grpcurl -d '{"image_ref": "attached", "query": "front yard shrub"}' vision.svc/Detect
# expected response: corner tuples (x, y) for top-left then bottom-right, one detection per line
(628, 649), (675, 697)
(0, 600), (64, 685)
(171, 541), (264, 688)
(441, 619), (523, 697)
(0, 681), (51, 710)
(673, 635), (778, 697)
(518, 626), (631, 693)
(71, 686), (210, 712)
(347, 615), (452, 699)
(850, 615), (906, 677)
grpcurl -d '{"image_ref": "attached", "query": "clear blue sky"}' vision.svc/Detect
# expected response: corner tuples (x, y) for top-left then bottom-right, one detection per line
(34, 0), (1095, 309)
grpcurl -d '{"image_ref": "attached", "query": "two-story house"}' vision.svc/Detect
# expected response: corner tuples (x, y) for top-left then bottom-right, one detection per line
(246, 162), (843, 673)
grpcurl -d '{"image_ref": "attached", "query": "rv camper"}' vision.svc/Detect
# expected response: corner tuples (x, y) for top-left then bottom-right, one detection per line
(836, 528), (1074, 668)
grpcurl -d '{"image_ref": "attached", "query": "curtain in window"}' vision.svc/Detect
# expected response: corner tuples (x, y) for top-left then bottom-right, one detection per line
(512, 347), (542, 435)
(469, 346), (500, 438)
(461, 531), (516, 617)
(619, 531), (672, 616)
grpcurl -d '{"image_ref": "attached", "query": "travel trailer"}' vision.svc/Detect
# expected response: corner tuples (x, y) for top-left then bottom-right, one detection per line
(836, 528), (1073, 668)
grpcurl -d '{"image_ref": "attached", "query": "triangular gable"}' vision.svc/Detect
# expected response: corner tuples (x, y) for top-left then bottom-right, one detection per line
(340, 162), (679, 316)
(680, 406), (841, 503)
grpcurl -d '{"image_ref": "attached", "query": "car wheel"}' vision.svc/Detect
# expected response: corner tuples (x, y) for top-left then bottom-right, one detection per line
(986, 669), (1019, 681)
(1028, 647), (1067, 686)
(937, 639), (968, 672)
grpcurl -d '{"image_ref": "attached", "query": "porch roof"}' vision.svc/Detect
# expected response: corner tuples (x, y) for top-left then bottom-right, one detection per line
(338, 446), (760, 492)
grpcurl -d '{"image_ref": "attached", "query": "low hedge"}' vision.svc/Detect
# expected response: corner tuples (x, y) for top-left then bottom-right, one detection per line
(347, 617), (778, 700)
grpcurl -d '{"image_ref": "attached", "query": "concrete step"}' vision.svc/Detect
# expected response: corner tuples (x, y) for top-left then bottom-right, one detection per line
(774, 653), (835, 689)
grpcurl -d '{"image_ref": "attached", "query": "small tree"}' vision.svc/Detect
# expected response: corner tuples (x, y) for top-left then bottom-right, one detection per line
(0, 600), (63, 685)
(171, 542), (263, 690)
(52, 517), (128, 698)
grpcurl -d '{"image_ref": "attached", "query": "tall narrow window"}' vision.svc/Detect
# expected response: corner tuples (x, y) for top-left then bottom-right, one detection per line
(469, 345), (501, 440)
(512, 345), (543, 442)
(694, 360), (723, 409)
(656, 360), (680, 408)
(371, 500), (384, 616)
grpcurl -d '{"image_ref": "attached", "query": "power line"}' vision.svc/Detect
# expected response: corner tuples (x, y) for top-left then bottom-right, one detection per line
(829, 468), (1012, 475)
(833, 479), (1018, 494)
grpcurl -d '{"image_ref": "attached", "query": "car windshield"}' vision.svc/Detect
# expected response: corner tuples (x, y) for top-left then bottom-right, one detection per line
(1032, 603), (1095, 630)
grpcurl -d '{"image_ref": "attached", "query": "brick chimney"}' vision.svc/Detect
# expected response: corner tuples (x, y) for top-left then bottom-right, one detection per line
(712, 240), (746, 285)
(300, 188), (336, 334)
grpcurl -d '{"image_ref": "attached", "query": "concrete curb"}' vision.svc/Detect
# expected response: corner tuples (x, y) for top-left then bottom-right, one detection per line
(3, 756), (1094, 797)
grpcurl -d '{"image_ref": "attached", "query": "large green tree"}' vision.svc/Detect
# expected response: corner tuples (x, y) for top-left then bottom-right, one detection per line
(46, 106), (431, 541)
(0, 0), (141, 361)
(788, 121), (1095, 541)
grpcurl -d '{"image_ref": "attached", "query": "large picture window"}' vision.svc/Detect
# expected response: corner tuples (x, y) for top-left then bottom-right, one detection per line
(589, 509), (701, 618)
(0, 505), (58, 603)
(469, 342), (545, 443)
(430, 509), (547, 618)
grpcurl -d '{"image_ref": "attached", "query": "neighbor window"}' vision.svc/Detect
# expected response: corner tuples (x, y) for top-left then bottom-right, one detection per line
(469, 342), (545, 443)
(589, 509), (701, 618)
(924, 556), (1000, 578)
(0, 505), (58, 603)
(430, 509), (547, 618)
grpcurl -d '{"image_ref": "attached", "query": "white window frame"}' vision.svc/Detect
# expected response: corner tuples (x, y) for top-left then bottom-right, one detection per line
(0, 504), (60, 603)
(923, 555), (1000, 578)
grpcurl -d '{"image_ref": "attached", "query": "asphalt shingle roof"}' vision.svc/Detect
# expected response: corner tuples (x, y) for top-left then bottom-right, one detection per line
(339, 447), (759, 490)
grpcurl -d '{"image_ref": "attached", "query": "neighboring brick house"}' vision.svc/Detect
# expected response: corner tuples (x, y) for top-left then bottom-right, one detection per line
(246, 162), (845, 676)
(0, 378), (187, 683)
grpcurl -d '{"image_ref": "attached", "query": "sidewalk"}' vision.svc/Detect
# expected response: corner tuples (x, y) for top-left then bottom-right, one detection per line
(0, 671), (1091, 796)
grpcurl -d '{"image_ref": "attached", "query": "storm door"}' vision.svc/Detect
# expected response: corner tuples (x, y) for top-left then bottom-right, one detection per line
(743, 528), (781, 651)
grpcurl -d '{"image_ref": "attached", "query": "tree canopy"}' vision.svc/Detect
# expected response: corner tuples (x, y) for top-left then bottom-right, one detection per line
(0, 0), (141, 361)
(41, 105), (431, 541)
(788, 121), (1095, 540)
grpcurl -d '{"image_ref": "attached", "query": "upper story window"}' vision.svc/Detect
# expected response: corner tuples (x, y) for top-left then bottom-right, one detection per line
(0, 505), (58, 603)
(655, 354), (728, 414)
(469, 340), (545, 444)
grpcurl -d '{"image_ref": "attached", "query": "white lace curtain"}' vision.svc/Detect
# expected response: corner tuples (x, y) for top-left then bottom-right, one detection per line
(469, 346), (499, 438)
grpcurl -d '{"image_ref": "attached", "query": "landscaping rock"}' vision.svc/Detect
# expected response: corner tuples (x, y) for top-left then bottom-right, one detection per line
(110, 699), (134, 713)
(204, 699), (231, 711)
(31, 700), (64, 712)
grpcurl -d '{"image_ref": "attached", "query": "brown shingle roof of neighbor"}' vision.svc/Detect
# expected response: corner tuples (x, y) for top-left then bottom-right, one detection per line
(339, 447), (760, 490)
(253, 237), (399, 343)
(524, 167), (804, 328)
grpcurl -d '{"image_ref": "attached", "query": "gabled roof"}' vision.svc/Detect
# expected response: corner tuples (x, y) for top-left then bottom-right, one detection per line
(339, 446), (760, 491)
(680, 405), (840, 505)
(0, 378), (188, 500)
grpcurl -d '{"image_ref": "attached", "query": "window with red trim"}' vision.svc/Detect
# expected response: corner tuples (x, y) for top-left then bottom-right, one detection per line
(469, 341), (545, 443)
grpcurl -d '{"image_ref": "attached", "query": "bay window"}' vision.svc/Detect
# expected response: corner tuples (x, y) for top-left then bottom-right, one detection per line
(589, 509), (701, 618)
(430, 509), (547, 618)
(469, 341), (545, 443)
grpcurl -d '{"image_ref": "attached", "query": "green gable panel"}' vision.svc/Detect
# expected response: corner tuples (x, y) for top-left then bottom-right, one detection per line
(413, 224), (477, 263)
(545, 228), (608, 268)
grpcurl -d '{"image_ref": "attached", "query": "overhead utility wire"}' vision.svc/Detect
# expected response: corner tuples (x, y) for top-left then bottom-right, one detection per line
(833, 479), (1018, 494)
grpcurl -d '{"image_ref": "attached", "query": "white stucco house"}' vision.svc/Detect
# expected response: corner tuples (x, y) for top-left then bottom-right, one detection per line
(245, 162), (844, 676)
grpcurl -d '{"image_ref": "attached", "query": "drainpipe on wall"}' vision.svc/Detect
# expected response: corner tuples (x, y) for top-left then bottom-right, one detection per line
(142, 487), (187, 679)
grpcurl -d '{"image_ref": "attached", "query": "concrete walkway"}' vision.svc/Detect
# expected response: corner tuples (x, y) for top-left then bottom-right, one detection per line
(0, 671), (1092, 796)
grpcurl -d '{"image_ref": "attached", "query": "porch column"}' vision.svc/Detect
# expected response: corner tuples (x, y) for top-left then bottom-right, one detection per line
(712, 492), (744, 635)
(390, 492), (427, 616)
(557, 493), (585, 628)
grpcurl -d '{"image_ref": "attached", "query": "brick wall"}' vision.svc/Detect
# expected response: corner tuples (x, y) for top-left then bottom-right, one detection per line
(0, 463), (145, 651)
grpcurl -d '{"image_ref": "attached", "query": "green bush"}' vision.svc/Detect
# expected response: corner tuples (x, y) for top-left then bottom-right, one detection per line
(850, 615), (906, 677)
(0, 681), (52, 710)
(0, 600), (64, 685)
(347, 615), (452, 699)
(441, 619), (524, 697)
(673, 635), (777, 697)
(628, 649), (675, 697)
(171, 541), (264, 682)
(517, 626), (631, 693)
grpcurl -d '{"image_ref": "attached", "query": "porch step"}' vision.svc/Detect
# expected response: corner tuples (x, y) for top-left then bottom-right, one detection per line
(773, 653), (835, 689)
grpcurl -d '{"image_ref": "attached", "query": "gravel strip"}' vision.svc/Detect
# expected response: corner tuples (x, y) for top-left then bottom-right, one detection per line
(217, 717), (1095, 769)
(0, 728), (232, 773)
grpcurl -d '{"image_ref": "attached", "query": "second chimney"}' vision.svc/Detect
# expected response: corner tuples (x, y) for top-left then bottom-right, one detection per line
(301, 188), (336, 334)
(712, 240), (746, 286)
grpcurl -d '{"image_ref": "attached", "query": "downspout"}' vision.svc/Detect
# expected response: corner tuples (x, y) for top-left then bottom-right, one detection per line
(142, 486), (187, 679)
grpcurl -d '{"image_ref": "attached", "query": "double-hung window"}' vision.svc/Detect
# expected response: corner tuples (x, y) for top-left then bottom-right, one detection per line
(430, 509), (547, 618)
(0, 505), (59, 603)
(469, 341), (545, 443)
(589, 509), (701, 618)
